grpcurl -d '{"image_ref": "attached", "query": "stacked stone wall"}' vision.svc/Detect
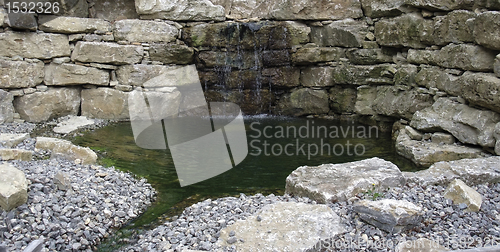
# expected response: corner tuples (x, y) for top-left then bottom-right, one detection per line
(0, 0), (499, 156)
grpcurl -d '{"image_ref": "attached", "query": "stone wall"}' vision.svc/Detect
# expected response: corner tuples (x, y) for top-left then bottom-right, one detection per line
(0, 0), (499, 157)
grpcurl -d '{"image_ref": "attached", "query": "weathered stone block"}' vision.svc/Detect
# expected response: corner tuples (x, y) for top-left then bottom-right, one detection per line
(14, 87), (81, 122)
(411, 98), (500, 148)
(262, 50), (291, 67)
(444, 179), (482, 212)
(0, 89), (13, 124)
(285, 157), (405, 203)
(0, 133), (28, 148)
(277, 88), (329, 116)
(406, 49), (438, 65)
(459, 72), (500, 114)
(38, 16), (112, 34)
(0, 164), (28, 211)
(71, 42), (143, 65)
(35, 137), (97, 165)
(353, 199), (423, 233)
(292, 47), (345, 64)
(262, 67), (300, 88)
(116, 64), (176, 86)
(149, 44), (194, 64)
(372, 86), (434, 120)
(81, 88), (129, 119)
(329, 86), (357, 114)
(0, 149), (32, 161)
(212, 0), (363, 20)
(404, 0), (474, 11)
(431, 132), (456, 144)
(311, 19), (368, 48)
(44, 63), (109, 86)
(113, 19), (178, 43)
(136, 0), (225, 21)
(474, 11), (500, 50)
(360, 0), (409, 18)
(374, 13), (433, 48)
(0, 59), (44, 89)
(436, 44), (495, 72)
(415, 66), (461, 96)
(0, 31), (70, 59)
(332, 64), (396, 85)
(433, 10), (476, 45)
(346, 48), (398, 65)
(5, 13), (37, 30)
(300, 67), (333, 87)
(354, 85), (377, 115)
(394, 64), (418, 86)
(92, 0), (139, 21)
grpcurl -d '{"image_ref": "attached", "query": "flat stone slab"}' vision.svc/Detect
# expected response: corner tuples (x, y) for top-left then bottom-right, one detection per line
(53, 116), (95, 134)
(285, 157), (405, 203)
(217, 202), (345, 251)
(0, 149), (32, 161)
(35, 137), (97, 165)
(0, 163), (28, 211)
(396, 128), (487, 167)
(353, 199), (423, 233)
(0, 133), (29, 148)
(404, 156), (500, 187)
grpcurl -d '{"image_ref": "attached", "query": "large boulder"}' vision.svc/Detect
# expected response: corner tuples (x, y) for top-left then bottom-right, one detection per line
(212, 0), (363, 20)
(0, 59), (45, 89)
(277, 88), (330, 116)
(459, 72), (500, 114)
(35, 137), (97, 165)
(38, 16), (112, 34)
(217, 202), (345, 251)
(285, 157), (405, 203)
(403, 156), (500, 186)
(0, 163), (28, 211)
(311, 19), (368, 48)
(410, 98), (500, 148)
(113, 20), (178, 43)
(374, 13), (433, 49)
(353, 199), (423, 233)
(14, 87), (81, 123)
(136, 0), (225, 21)
(444, 179), (482, 212)
(433, 10), (476, 45)
(71, 42), (143, 65)
(395, 127), (486, 167)
(0, 89), (14, 124)
(0, 31), (70, 59)
(44, 63), (110, 86)
(81, 88), (129, 119)
(435, 44), (496, 72)
(474, 11), (500, 50)
(372, 86), (434, 120)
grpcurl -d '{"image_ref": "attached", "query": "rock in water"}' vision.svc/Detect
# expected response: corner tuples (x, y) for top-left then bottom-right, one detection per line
(217, 202), (345, 251)
(353, 199), (423, 233)
(285, 157), (405, 203)
(444, 179), (482, 212)
(0, 163), (28, 211)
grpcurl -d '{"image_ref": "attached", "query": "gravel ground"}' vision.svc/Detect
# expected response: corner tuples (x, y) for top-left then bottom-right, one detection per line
(0, 121), (156, 251)
(119, 182), (500, 252)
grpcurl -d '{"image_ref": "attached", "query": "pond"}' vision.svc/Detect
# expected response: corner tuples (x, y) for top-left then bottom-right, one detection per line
(73, 116), (418, 249)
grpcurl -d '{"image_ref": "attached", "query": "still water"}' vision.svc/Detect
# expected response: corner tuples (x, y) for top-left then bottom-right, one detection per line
(73, 116), (418, 239)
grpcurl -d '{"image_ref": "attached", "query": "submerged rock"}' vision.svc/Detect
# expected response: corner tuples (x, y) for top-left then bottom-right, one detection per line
(444, 179), (482, 212)
(353, 199), (423, 233)
(285, 157), (405, 203)
(217, 202), (345, 251)
(0, 163), (28, 211)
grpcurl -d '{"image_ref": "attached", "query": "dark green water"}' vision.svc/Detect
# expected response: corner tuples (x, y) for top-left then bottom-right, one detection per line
(73, 116), (418, 249)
